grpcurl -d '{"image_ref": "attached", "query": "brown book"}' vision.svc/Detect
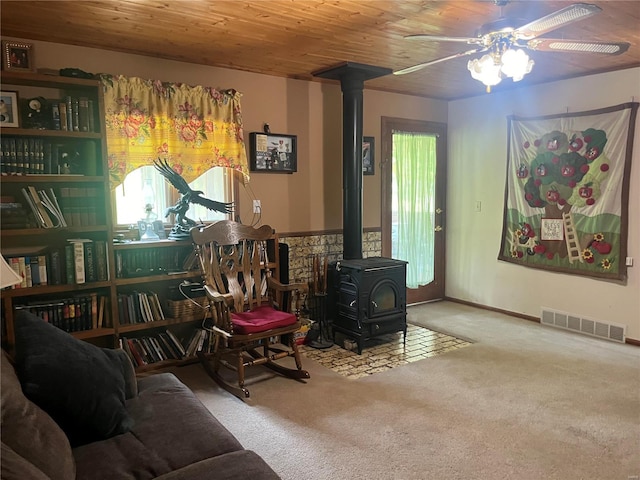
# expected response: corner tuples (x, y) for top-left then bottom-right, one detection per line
(58, 102), (68, 131)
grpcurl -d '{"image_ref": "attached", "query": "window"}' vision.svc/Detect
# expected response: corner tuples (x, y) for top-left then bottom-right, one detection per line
(114, 166), (233, 226)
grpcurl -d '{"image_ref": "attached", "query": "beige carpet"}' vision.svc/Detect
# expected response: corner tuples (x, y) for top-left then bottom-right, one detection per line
(169, 300), (640, 480)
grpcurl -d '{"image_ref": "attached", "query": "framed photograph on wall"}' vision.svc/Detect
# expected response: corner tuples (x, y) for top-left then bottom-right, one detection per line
(249, 132), (297, 173)
(363, 136), (375, 175)
(2, 41), (35, 72)
(0, 91), (20, 127)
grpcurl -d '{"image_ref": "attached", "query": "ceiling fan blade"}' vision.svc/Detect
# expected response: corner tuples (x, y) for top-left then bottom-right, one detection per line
(405, 34), (483, 45)
(393, 48), (484, 76)
(514, 3), (602, 40)
(526, 38), (630, 55)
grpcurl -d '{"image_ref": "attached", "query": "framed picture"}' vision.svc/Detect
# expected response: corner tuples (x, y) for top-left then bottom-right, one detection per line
(249, 132), (297, 173)
(0, 91), (20, 127)
(363, 136), (375, 175)
(2, 41), (35, 72)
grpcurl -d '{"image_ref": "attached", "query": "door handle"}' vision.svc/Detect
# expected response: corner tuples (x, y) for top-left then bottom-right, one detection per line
(435, 225), (443, 232)
(436, 208), (443, 214)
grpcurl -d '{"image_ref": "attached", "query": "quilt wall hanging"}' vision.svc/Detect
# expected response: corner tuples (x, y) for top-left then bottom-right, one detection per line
(499, 102), (638, 281)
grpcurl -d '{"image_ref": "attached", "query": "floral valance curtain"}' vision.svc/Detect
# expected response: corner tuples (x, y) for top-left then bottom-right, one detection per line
(100, 75), (250, 189)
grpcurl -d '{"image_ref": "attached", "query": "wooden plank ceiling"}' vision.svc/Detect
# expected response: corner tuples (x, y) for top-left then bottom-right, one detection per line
(1, 1), (639, 100)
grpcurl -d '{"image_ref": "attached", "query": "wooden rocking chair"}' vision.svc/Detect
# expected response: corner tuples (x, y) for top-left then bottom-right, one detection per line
(190, 220), (310, 399)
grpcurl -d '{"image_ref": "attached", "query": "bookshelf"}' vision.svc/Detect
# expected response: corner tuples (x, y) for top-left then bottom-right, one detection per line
(0, 72), (282, 372)
(1, 72), (115, 350)
(111, 235), (280, 372)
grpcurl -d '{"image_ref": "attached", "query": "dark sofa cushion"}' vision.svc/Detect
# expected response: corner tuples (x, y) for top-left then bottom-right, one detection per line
(73, 373), (245, 480)
(154, 450), (281, 480)
(13, 310), (133, 446)
(1, 351), (76, 480)
(0, 442), (50, 480)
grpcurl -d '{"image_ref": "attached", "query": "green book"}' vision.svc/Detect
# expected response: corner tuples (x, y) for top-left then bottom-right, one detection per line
(64, 244), (75, 284)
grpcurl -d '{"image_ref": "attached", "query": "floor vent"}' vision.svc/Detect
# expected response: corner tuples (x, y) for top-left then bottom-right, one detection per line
(540, 307), (626, 343)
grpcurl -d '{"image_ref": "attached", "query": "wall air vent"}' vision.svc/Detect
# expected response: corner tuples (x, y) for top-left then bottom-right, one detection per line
(540, 307), (626, 343)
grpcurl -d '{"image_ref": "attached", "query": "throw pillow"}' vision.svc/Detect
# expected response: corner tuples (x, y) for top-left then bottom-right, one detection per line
(13, 310), (134, 446)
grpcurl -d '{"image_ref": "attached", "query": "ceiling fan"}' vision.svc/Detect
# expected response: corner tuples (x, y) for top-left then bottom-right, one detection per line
(394, 2), (630, 91)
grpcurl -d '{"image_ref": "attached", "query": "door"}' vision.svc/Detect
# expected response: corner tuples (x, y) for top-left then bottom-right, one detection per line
(381, 117), (447, 305)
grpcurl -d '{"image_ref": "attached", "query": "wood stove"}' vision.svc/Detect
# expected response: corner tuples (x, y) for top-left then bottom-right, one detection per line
(329, 257), (407, 354)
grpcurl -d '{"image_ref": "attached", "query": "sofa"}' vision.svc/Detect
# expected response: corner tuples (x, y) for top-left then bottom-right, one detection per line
(1, 310), (280, 480)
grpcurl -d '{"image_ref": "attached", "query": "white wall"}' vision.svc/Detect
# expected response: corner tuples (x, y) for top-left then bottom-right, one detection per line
(447, 68), (640, 340)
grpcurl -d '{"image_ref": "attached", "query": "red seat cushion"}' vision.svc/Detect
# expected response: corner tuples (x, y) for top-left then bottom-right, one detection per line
(231, 305), (297, 334)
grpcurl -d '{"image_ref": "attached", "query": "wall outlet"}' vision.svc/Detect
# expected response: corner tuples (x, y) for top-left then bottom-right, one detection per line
(626, 256), (633, 267)
(253, 199), (261, 213)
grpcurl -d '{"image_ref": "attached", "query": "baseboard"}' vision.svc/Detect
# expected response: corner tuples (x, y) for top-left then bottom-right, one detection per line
(443, 296), (639, 346)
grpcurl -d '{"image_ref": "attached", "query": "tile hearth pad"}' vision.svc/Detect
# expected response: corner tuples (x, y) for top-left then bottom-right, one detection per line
(300, 324), (471, 379)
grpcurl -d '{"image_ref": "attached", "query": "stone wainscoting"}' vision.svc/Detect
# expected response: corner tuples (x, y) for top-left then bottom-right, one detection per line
(279, 230), (381, 284)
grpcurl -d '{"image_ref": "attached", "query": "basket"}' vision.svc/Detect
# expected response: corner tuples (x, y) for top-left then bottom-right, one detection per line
(167, 297), (209, 321)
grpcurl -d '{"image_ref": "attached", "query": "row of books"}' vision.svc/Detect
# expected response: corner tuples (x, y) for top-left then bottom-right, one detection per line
(115, 246), (196, 278)
(21, 186), (66, 228)
(121, 328), (214, 367)
(4, 186), (102, 229)
(16, 293), (109, 333)
(0, 137), (99, 176)
(117, 291), (166, 325)
(52, 96), (96, 133)
(0, 201), (38, 229)
(4, 239), (109, 288)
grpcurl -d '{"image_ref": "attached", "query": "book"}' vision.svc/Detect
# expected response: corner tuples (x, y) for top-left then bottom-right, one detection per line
(49, 248), (63, 285)
(126, 338), (146, 367)
(21, 187), (46, 227)
(78, 97), (89, 132)
(67, 238), (92, 284)
(64, 245), (75, 284)
(59, 102), (68, 131)
(84, 241), (96, 282)
(8, 257), (22, 289)
(37, 254), (48, 286)
(97, 295), (106, 328)
(17, 257), (27, 288)
(90, 292), (98, 329)
(71, 97), (80, 132)
(28, 186), (55, 228)
(94, 240), (108, 281)
(65, 96), (73, 131)
(166, 330), (186, 358)
(51, 103), (61, 130)
(39, 188), (67, 227)
(28, 256), (40, 286)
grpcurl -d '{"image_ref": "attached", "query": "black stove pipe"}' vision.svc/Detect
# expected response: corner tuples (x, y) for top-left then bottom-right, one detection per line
(313, 62), (391, 260)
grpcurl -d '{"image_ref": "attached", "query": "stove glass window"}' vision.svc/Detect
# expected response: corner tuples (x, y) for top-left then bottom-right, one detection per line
(371, 282), (396, 315)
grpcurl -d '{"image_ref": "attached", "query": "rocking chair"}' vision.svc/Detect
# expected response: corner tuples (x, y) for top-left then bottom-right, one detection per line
(190, 220), (310, 399)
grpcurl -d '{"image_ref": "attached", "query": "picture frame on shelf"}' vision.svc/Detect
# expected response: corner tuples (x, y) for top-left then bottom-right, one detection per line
(249, 132), (297, 173)
(2, 41), (35, 72)
(0, 91), (20, 127)
(363, 136), (375, 175)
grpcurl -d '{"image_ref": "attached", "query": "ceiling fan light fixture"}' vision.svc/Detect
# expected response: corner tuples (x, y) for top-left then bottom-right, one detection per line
(468, 47), (533, 91)
(501, 48), (534, 81)
(468, 54), (503, 91)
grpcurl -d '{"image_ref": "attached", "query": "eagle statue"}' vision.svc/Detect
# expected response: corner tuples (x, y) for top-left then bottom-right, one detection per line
(154, 159), (234, 239)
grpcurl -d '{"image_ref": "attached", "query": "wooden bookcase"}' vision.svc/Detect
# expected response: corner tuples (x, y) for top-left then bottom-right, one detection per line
(1, 72), (116, 350)
(1, 73), (280, 371)
(112, 235), (280, 372)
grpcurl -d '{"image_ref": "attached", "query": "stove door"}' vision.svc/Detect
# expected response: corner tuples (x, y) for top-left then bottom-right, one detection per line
(368, 278), (403, 319)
